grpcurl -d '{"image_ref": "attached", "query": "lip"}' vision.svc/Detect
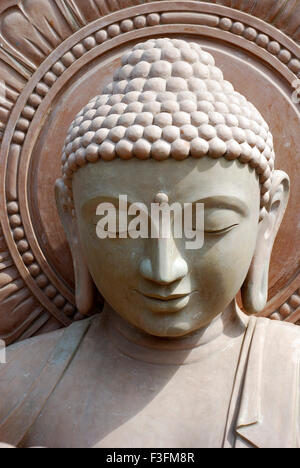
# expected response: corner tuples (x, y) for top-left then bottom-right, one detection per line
(140, 292), (191, 301)
(135, 290), (193, 314)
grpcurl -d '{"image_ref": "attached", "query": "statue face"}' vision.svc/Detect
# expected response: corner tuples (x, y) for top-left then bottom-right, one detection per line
(72, 156), (260, 337)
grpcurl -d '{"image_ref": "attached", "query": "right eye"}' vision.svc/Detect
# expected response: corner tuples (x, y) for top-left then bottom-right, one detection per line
(93, 212), (143, 237)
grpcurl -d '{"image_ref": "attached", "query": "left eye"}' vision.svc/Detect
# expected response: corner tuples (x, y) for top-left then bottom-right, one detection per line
(205, 224), (239, 235)
(204, 209), (240, 235)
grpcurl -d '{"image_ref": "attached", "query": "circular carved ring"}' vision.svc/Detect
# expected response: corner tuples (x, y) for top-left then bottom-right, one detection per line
(0, 1), (299, 341)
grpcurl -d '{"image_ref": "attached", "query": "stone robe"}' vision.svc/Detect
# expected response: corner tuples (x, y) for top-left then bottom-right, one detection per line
(0, 312), (299, 448)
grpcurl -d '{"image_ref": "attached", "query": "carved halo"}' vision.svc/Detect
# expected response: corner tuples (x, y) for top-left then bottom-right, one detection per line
(0, 0), (299, 344)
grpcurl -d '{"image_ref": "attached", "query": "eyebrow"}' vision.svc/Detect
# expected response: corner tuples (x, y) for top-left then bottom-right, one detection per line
(81, 195), (142, 213)
(82, 195), (249, 216)
(192, 196), (249, 216)
(82, 195), (123, 206)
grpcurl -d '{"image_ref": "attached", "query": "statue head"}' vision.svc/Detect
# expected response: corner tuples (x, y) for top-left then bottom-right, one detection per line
(55, 38), (290, 337)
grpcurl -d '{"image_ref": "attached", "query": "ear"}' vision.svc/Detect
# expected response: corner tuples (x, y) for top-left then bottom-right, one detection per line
(241, 170), (290, 314)
(55, 179), (95, 315)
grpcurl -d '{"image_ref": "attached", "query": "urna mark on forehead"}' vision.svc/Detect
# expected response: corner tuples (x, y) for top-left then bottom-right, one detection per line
(60, 38), (275, 220)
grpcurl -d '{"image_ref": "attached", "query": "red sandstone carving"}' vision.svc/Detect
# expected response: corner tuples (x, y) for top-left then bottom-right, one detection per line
(0, 0), (299, 343)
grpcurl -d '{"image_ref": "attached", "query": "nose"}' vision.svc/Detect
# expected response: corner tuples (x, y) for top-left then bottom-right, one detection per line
(139, 236), (188, 285)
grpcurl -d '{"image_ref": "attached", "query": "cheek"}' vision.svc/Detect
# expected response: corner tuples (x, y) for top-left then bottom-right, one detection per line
(81, 236), (143, 291)
(189, 222), (258, 305)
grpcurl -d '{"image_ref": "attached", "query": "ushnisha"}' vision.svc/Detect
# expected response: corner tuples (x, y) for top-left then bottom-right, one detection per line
(61, 38), (274, 220)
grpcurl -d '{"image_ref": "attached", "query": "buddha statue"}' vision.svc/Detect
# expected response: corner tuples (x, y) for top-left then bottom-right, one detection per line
(0, 38), (299, 449)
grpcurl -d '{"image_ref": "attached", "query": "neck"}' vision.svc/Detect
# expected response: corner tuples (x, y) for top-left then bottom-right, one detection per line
(104, 301), (249, 365)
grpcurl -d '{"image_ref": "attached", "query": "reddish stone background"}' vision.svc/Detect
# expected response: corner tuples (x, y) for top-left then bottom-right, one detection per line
(0, 0), (299, 343)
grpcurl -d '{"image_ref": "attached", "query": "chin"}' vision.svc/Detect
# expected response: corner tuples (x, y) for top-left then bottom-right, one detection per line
(137, 312), (201, 338)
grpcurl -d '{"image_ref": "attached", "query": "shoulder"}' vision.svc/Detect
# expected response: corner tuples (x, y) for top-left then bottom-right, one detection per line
(257, 318), (300, 447)
(0, 317), (94, 445)
(0, 327), (64, 427)
(236, 317), (300, 447)
(254, 317), (300, 373)
(256, 316), (300, 351)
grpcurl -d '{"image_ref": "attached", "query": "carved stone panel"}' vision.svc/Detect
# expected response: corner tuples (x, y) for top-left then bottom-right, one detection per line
(0, 0), (299, 343)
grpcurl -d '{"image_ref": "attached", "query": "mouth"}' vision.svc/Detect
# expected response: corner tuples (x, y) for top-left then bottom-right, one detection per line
(140, 292), (191, 301)
(135, 290), (193, 314)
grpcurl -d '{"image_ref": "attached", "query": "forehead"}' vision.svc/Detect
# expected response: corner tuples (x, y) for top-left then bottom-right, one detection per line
(73, 157), (260, 207)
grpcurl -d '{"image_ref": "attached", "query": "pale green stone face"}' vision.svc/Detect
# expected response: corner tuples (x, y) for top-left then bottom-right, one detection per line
(73, 157), (260, 337)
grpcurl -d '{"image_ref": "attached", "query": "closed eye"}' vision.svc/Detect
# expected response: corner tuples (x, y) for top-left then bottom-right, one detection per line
(205, 224), (239, 235)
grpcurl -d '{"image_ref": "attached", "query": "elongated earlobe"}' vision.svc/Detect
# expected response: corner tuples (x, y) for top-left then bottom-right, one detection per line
(242, 170), (290, 314)
(55, 179), (95, 315)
